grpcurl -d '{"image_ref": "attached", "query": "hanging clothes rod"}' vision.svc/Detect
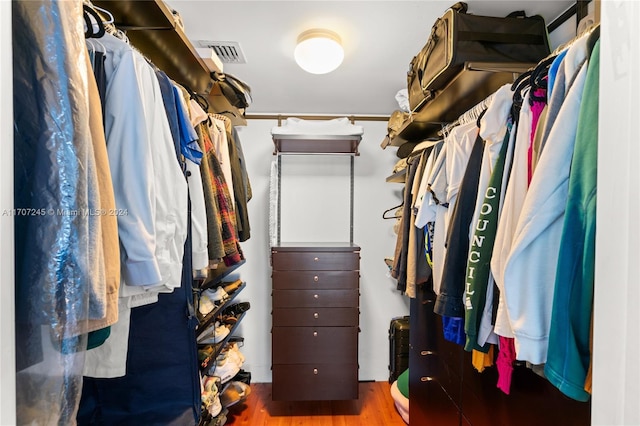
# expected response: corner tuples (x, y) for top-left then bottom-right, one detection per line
(244, 113), (389, 126)
(547, 0), (592, 33)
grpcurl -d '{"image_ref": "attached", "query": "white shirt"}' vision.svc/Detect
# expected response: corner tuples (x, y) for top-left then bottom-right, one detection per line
(491, 89), (533, 338)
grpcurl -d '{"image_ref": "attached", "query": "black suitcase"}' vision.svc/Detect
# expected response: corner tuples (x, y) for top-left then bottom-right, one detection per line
(389, 316), (410, 382)
(407, 1), (550, 111)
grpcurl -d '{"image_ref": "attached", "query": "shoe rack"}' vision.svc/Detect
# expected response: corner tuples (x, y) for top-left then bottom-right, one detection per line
(196, 267), (250, 424)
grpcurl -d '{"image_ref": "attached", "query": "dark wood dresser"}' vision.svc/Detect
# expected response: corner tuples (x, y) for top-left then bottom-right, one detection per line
(271, 243), (360, 401)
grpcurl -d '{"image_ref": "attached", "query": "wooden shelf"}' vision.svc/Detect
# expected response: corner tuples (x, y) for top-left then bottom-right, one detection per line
(386, 169), (407, 183)
(272, 135), (362, 155)
(382, 61), (534, 147)
(93, 0), (216, 94)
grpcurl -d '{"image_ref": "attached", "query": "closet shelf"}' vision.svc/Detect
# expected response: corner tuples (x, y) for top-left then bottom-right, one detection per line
(382, 61), (534, 147)
(196, 282), (247, 339)
(199, 311), (248, 373)
(93, 0), (217, 94)
(272, 135), (362, 155)
(272, 242), (362, 251)
(200, 259), (247, 291)
(386, 169), (407, 184)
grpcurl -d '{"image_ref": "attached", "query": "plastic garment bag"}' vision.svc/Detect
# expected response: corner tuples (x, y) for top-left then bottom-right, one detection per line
(13, 1), (93, 423)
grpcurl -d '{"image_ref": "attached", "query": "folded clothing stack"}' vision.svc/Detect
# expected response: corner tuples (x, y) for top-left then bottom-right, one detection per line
(271, 117), (364, 136)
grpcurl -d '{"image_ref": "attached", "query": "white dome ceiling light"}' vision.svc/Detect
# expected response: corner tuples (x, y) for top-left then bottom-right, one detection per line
(294, 29), (344, 75)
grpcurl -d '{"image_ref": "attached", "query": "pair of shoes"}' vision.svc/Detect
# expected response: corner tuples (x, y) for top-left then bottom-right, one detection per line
(221, 279), (243, 294)
(217, 343), (244, 369)
(207, 354), (240, 384)
(201, 376), (222, 417)
(219, 314), (237, 326)
(199, 287), (229, 317)
(227, 343), (245, 365)
(222, 302), (250, 318)
(220, 381), (251, 408)
(197, 322), (230, 344)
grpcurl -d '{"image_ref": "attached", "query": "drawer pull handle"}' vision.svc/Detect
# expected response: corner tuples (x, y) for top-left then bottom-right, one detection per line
(314, 294), (319, 299)
(313, 331), (318, 337)
(314, 257), (319, 261)
(313, 312), (319, 319)
(313, 368), (318, 375)
(313, 276), (319, 282)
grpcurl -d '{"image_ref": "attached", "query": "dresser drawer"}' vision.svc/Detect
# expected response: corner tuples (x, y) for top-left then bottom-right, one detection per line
(272, 307), (359, 327)
(272, 270), (359, 290)
(272, 363), (359, 401)
(272, 251), (359, 271)
(272, 326), (358, 364)
(272, 289), (358, 309)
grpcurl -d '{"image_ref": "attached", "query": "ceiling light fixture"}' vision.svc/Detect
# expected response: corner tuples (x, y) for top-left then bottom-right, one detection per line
(294, 28), (344, 75)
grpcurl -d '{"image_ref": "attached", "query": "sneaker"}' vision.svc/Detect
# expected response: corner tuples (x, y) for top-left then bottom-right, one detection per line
(227, 343), (245, 365)
(219, 344), (244, 368)
(220, 381), (251, 408)
(197, 322), (230, 344)
(199, 287), (229, 316)
(201, 376), (222, 417)
(209, 354), (241, 384)
(222, 302), (250, 318)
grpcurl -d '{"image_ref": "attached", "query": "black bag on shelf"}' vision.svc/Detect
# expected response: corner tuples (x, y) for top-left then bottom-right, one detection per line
(212, 71), (252, 109)
(407, 1), (550, 111)
(389, 315), (410, 383)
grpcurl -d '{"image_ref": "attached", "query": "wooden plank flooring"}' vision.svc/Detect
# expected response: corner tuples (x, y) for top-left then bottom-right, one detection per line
(224, 381), (407, 426)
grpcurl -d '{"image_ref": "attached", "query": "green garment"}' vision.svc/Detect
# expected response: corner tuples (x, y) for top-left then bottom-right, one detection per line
(397, 368), (409, 398)
(464, 123), (512, 353)
(545, 39), (600, 403)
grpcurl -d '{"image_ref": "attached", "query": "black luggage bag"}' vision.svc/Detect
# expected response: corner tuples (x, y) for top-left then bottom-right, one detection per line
(407, 1), (550, 111)
(389, 315), (410, 382)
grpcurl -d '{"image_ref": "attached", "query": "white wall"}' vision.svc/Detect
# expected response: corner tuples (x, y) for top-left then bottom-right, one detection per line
(593, 1), (640, 425)
(229, 119), (409, 382)
(0, 0), (16, 424)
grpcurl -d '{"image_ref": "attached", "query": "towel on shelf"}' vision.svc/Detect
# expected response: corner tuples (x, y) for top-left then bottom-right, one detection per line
(271, 117), (364, 136)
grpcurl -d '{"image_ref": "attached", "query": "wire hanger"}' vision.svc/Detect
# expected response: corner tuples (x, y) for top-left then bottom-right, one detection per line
(382, 203), (403, 219)
(91, 4), (114, 25)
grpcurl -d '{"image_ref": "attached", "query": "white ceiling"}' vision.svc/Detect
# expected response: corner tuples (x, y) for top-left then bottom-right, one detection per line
(168, 0), (574, 115)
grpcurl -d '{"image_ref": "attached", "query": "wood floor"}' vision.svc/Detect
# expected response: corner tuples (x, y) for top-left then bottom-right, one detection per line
(224, 381), (407, 426)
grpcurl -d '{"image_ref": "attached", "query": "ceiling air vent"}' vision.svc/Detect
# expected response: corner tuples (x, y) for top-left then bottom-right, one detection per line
(197, 40), (247, 64)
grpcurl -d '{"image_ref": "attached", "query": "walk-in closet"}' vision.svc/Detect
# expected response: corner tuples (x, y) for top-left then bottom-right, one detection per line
(2, 1), (639, 425)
